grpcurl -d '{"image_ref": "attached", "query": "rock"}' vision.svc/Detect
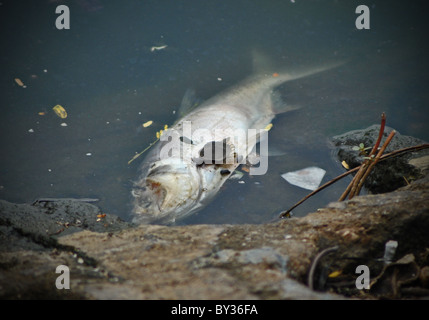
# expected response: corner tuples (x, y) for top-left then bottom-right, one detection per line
(332, 125), (429, 194)
(1, 173), (429, 299)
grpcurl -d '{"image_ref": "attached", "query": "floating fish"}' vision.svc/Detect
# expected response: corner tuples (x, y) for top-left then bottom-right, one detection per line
(131, 54), (342, 224)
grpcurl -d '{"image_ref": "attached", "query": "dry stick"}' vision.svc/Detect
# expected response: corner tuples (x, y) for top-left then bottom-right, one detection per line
(354, 130), (396, 196)
(369, 112), (386, 157)
(339, 113), (387, 201)
(278, 143), (429, 219)
(348, 113), (387, 199)
(343, 161), (369, 200)
(307, 246), (339, 290)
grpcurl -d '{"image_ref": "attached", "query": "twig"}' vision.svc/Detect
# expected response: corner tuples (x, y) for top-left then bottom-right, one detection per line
(354, 130), (396, 196)
(128, 138), (159, 165)
(340, 113), (387, 201)
(369, 112), (386, 157)
(308, 246), (339, 290)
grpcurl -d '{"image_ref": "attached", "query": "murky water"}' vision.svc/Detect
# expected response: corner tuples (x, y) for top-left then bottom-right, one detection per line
(1, 0), (428, 224)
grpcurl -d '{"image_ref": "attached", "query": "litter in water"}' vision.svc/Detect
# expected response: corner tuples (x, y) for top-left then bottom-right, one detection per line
(281, 166), (326, 191)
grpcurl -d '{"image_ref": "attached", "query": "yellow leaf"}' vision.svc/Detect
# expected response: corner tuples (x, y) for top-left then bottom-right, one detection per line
(341, 160), (349, 170)
(264, 123), (273, 131)
(53, 105), (67, 119)
(14, 78), (24, 87)
(328, 270), (342, 278)
(142, 120), (153, 128)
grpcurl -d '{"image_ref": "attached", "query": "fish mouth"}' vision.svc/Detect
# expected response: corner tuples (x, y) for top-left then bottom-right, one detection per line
(131, 179), (167, 224)
(131, 159), (201, 224)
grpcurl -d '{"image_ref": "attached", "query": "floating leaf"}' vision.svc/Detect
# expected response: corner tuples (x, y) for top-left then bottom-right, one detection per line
(142, 120), (153, 128)
(14, 78), (25, 87)
(341, 160), (349, 169)
(264, 123), (273, 131)
(328, 270), (342, 278)
(53, 105), (67, 119)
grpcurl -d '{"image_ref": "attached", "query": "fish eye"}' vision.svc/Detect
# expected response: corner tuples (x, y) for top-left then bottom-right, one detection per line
(220, 169), (231, 176)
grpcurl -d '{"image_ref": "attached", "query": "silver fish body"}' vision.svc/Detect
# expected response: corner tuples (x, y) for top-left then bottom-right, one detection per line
(132, 63), (339, 224)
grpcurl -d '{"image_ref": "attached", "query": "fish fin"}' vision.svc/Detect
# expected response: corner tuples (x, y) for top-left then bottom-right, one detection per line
(277, 60), (346, 83)
(252, 49), (346, 82)
(252, 49), (347, 79)
(178, 88), (201, 117)
(271, 90), (301, 114)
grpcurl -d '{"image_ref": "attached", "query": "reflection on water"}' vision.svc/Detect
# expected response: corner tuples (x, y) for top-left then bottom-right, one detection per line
(0, 0), (428, 224)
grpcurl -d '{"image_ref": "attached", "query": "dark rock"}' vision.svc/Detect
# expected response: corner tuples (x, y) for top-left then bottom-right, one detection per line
(332, 125), (429, 194)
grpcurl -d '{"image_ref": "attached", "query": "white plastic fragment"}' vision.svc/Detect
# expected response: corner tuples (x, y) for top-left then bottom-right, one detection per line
(382, 240), (398, 265)
(281, 166), (326, 191)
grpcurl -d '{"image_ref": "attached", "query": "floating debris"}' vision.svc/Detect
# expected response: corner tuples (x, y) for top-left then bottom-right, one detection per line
(150, 45), (168, 52)
(264, 123), (273, 131)
(341, 160), (350, 169)
(28, 128), (34, 133)
(156, 124), (169, 139)
(60, 122), (68, 127)
(53, 105), (67, 118)
(14, 78), (26, 88)
(328, 270), (343, 278)
(142, 120), (153, 128)
(382, 240), (398, 265)
(241, 166), (250, 173)
(281, 166), (326, 191)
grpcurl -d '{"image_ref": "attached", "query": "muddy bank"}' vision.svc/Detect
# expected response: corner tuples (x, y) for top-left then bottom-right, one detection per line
(1, 173), (428, 299)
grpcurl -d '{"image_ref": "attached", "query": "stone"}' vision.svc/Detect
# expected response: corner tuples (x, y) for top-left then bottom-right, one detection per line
(1, 157), (429, 299)
(331, 125), (429, 194)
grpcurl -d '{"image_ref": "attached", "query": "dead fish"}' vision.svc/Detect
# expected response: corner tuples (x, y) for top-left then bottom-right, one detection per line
(132, 53), (342, 224)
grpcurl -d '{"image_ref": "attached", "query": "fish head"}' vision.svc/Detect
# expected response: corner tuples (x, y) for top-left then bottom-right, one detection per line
(131, 157), (202, 224)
